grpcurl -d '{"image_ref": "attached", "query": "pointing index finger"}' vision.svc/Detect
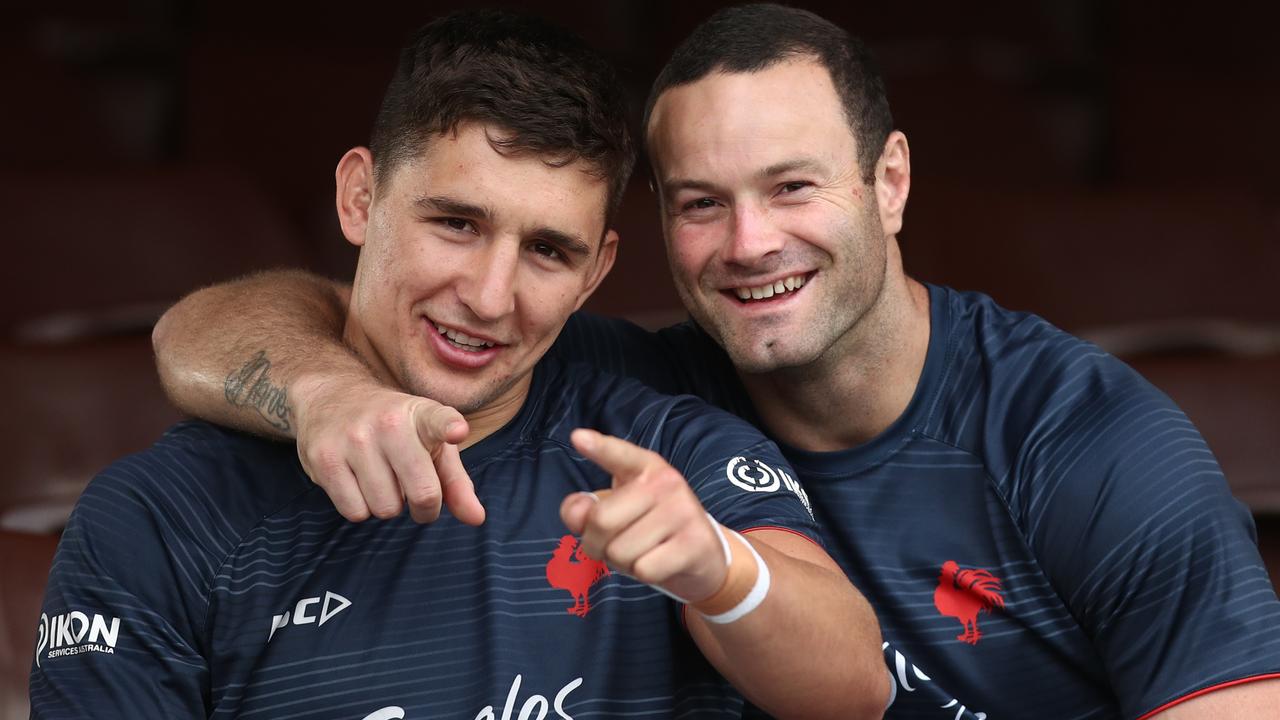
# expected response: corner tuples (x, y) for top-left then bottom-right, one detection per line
(570, 428), (662, 483)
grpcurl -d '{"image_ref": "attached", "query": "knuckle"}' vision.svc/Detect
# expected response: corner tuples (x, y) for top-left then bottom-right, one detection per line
(368, 499), (402, 519)
(654, 467), (685, 488)
(374, 409), (405, 433)
(405, 484), (443, 508)
(346, 426), (375, 451)
(630, 555), (666, 587)
(341, 504), (372, 523)
(307, 448), (347, 481)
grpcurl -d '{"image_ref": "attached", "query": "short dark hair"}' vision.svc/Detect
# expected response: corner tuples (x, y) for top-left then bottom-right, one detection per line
(370, 10), (635, 221)
(644, 4), (892, 182)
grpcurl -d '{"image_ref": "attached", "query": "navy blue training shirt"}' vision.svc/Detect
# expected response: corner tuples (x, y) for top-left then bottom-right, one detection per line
(30, 357), (822, 719)
(551, 283), (1280, 719)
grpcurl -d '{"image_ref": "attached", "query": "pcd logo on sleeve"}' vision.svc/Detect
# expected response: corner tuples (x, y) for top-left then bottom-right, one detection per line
(35, 610), (122, 667)
(725, 457), (814, 518)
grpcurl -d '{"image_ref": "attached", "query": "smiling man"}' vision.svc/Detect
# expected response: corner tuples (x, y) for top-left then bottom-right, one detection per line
(147, 4), (1280, 720)
(30, 11), (887, 719)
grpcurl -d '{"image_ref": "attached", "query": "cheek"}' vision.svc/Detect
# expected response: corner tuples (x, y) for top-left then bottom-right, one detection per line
(666, 224), (717, 279)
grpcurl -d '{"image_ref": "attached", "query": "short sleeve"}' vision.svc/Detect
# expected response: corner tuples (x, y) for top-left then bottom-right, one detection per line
(643, 396), (823, 548)
(1018, 367), (1280, 719)
(29, 460), (211, 718)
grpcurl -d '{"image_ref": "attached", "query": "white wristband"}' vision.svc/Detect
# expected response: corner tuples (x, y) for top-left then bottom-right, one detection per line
(697, 524), (772, 624)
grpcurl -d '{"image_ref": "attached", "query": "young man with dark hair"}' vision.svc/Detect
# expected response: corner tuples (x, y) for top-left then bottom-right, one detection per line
(150, 4), (1280, 719)
(31, 10), (887, 719)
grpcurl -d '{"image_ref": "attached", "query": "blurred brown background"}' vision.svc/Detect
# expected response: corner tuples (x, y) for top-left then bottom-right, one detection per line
(1, 1), (1278, 714)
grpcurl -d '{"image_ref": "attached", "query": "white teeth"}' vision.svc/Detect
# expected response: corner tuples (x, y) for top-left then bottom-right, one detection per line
(733, 274), (808, 302)
(434, 322), (494, 349)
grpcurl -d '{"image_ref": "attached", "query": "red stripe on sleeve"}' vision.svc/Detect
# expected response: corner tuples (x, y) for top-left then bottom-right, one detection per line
(741, 524), (824, 550)
(1135, 673), (1280, 720)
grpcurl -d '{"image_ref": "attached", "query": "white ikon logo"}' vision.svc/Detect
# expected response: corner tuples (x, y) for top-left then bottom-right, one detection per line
(268, 590), (352, 642)
(35, 610), (122, 667)
(725, 457), (814, 518)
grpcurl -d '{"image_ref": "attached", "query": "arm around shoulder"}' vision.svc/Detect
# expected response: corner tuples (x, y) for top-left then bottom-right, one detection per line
(152, 269), (355, 438)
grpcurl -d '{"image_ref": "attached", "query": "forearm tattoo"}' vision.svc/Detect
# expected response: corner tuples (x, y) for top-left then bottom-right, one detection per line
(225, 350), (293, 432)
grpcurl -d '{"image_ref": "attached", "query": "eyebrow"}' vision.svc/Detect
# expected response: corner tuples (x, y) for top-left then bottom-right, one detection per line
(758, 157), (828, 179)
(415, 195), (494, 222)
(414, 194), (594, 258)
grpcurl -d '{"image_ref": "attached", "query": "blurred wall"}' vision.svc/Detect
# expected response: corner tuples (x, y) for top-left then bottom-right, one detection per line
(1, 3), (1278, 715)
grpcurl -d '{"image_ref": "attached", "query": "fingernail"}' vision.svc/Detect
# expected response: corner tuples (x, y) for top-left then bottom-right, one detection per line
(572, 428), (597, 451)
(446, 421), (465, 436)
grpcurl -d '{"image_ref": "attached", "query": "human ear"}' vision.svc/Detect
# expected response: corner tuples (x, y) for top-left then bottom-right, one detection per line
(875, 131), (911, 237)
(335, 147), (376, 247)
(574, 229), (619, 310)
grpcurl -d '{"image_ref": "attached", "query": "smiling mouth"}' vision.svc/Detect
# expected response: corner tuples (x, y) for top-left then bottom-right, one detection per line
(433, 322), (497, 352)
(729, 273), (810, 303)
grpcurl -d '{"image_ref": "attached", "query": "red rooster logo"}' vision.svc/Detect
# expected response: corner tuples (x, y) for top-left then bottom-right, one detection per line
(933, 560), (1005, 645)
(546, 535), (611, 617)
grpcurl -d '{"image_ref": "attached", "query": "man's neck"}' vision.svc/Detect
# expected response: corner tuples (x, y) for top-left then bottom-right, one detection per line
(457, 379), (531, 450)
(739, 274), (931, 453)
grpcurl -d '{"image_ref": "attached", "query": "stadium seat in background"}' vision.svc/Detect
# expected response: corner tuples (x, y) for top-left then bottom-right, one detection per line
(0, 337), (182, 534)
(1, 166), (308, 341)
(891, 69), (1105, 189)
(902, 185), (1280, 332)
(0, 530), (60, 720)
(181, 44), (392, 279)
(1109, 65), (1280, 193)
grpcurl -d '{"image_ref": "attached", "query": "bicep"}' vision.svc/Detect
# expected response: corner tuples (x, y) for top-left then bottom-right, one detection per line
(743, 527), (839, 573)
(1143, 677), (1280, 719)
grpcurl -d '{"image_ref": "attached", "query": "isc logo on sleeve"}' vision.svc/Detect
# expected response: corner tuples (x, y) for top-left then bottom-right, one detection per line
(725, 457), (814, 519)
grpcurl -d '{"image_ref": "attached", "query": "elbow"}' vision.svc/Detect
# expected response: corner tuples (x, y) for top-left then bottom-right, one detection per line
(151, 297), (200, 412)
(770, 663), (890, 720)
(151, 303), (178, 392)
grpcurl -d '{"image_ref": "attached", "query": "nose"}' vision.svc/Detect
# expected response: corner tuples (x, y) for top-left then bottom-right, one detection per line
(721, 200), (784, 268)
(458, 238), (518, 321)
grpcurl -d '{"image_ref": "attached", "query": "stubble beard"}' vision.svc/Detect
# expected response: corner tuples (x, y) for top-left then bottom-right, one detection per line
(397, 358), (511, 417)
(687, 216), (890, 380)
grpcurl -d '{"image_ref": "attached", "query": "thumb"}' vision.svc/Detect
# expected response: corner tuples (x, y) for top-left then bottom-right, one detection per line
(413, 401), (468, 448)
(570, 428), (662, 487)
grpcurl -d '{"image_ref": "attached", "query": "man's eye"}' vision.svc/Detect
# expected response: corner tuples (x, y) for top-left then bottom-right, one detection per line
(683, 197), (719, 212)
(531, 242), (563, 261)
(780, 181), (811, 194)
(439, 217), (474, 232)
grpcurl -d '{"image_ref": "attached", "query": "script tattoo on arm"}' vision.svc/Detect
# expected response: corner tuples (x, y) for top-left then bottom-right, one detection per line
(224, 350), (293, 433)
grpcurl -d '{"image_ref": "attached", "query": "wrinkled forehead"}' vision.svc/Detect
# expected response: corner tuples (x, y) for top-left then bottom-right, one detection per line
(645, 61), (855, 181)
(391, 124), (612, 243)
